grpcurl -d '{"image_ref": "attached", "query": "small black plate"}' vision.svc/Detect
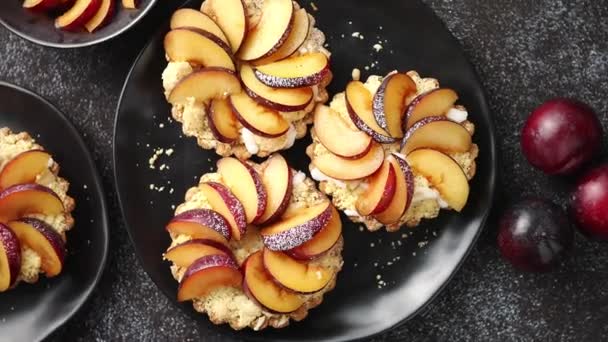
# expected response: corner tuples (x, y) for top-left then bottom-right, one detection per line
(0, 82), (109, 341)
(0, 0), (157, 48)
(114, 0), (497, 340)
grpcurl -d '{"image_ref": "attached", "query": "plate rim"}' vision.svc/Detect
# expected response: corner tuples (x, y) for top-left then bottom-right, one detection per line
(112, 0), (498, 339)
(0, 0), (159, 49)
(0, 81), (111, 341)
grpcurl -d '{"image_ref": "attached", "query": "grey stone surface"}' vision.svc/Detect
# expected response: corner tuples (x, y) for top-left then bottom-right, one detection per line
(1, 0), (607, 341)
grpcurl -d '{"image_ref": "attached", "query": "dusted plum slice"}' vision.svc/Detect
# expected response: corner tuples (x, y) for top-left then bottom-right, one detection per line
(198, 182), (247, 241)
(345, 81), (395, 143)
(170, 8), (230, 46)
(260, 201), (332, 251)
(372, 72), (416, 138)
(405, 88), (459, 129)
(164, 29), (235, 71)
(168, 68), (241, 105)
(8, 218), (66, 277)
(0, 184), (64, 222)
(401, 116), (472, 155)
(0, 150), (51, 190)
(216, 158), (267, 224)
(254, 52), (330, 88)
(242, 251), (303, 313)
(165, 239), (234, 268)
(312, 142), (385, 181)
(166, 209), (232, 244)
(258, 154), (292, 225)
(286, 206), (342, 260)
(240, 64), (313, 112)
(313, 105), (373, 159)
(237, 0), (294, 61)
(0, 223), (21, 292)
(355, 160), (397, 216)
(406, 149), (470, 212)
(177, 254), (242, 302)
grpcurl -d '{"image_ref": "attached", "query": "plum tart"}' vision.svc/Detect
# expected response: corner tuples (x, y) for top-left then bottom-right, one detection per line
(0, 128), (75, 292)
(162, 0), (333, 160)
(306, 71), (479, 232)
(164, 154), (343, 330)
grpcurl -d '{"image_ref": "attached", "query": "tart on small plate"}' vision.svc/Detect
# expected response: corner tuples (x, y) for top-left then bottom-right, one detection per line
(0, 82), (108, 342)
(0, 127), (75, 290)
(0, 0), (157, 47)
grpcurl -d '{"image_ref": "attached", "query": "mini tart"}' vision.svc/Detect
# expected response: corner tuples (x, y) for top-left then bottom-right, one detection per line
(164, 155), (343, 330)
(306, 71), (479, 232)
(162, 0), (333, 160)
(0, 128), (75, 289)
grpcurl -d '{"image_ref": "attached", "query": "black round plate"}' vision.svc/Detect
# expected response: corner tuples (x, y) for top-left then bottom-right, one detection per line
(0, 0), (157, 48)
(0, 82), (109, 341)
(114, 0), (497, 340)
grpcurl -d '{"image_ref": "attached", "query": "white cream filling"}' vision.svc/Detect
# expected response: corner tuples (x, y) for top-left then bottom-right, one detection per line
(240, 128), (260, 155)
(446, 108), (468, 123)
(344, 209), (361, 217)
(412, 186), (449, 209)
(241, 125), (297, 155)
(310, 167), (346, 188)
(292, 171), (306, 186)
(162, 61), (193, 95)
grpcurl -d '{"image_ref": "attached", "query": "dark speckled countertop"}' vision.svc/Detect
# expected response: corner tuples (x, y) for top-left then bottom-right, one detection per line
(1, 0), (608, 341)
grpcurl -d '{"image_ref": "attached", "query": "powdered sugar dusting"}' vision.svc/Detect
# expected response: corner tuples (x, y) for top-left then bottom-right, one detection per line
(183, 254), (239, 279)
(243, 162), (267, 223)
(174, 209), (232, 240)
(261, 206), (332, 251)
(253, 67), (326, 89)
(205, 182), (247, 236)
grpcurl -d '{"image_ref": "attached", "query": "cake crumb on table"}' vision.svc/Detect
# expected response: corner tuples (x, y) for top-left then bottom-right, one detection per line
(352, 32), (364, 40)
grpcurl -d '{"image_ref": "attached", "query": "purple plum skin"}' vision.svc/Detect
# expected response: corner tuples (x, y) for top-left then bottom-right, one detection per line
(15, 218), (66, 266)
(262, 205), (332, 251)
(521, 98), (602, 175)
(0, 223), (21, 288)
(571, 165), (608, 240)
(498, 198), (573, 272)
(170, 209), (232, 241)
(253, 65), (329, 89)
